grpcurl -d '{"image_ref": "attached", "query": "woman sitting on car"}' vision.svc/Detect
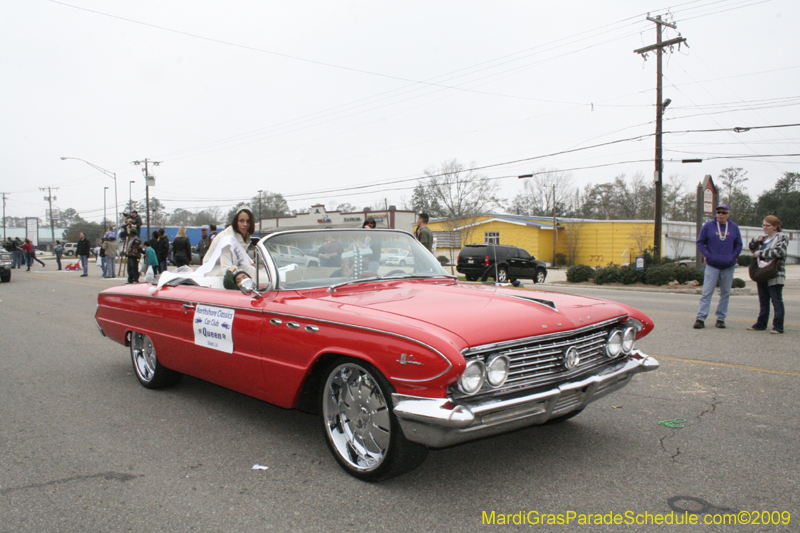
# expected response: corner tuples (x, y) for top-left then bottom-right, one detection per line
(200, 208), (257, 280)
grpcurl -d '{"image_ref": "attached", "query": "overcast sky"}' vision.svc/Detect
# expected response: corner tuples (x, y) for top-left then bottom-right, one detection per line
(2, 0), (798, 225)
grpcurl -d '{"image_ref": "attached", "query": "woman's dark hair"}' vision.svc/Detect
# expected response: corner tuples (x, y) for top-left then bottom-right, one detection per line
(764, 215), (782, 232)
(230, 208), (255, 237)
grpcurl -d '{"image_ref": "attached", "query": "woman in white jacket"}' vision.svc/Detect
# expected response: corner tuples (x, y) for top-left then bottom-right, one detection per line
(201, 207), (257, 280)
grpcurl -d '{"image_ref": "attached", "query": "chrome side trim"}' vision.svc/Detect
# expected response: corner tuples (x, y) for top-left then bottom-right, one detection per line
(262, 310), (453, 383)
(392, 351), (658, 448)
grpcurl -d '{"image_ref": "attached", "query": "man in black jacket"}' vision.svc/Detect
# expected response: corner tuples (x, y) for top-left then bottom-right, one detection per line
(156, 229), (170, 274)
(76, 232), (91, 277)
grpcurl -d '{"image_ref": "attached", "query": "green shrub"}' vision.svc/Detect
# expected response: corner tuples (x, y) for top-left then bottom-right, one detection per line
(644, 264), (679, 286)
(619, 263), (646, 285)
(641, 247), (671, 268)
(737, 255), (753, 267)
(675, 266), (704, 284)
(567, 264), (595, 283)
(732, 277), (746, 288)
(555, 253), (567, 267)
(594, 266), (622, 285)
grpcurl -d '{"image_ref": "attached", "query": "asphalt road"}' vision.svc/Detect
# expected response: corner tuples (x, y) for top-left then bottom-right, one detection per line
(1, 264), (798, 532)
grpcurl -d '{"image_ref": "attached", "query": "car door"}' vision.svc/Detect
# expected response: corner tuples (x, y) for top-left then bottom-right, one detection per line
(517, 248), (535, 278)
(171, 246), (276, 400)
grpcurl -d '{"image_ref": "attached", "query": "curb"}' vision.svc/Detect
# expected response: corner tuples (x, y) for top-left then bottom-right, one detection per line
(547, 281), (752, 296)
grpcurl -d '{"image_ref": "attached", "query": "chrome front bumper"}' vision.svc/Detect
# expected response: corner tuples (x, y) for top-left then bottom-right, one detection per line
(392, 351), (659, 448)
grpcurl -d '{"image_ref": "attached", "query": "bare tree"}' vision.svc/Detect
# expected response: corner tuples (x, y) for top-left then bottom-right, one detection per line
(666, 230), (692, 259)
(424, 159), (501, 219)
(611, 172), (653, 219)
(719, 167), (748, 204)
(561, 221), (585, 266)
(512, 168), (575, 216)
(628, 225), (653, 256)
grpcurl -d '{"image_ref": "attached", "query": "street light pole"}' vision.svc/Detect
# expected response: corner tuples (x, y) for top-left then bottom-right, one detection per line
(104, 187), (109, 230)
(60, 157), (119, 228)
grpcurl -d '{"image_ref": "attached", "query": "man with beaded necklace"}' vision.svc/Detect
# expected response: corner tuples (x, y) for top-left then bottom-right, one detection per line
(694, 203), (742, 329)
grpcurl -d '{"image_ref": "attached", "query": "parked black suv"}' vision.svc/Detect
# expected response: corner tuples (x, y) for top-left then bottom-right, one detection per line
(457, 244), (547, 284)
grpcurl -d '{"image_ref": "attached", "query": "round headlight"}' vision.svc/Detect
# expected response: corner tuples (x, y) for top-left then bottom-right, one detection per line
(486, 355), (510, 387)
(458, 360), (486, 395)
(606, 330), (623, 358)
(621, 327), (636, 354)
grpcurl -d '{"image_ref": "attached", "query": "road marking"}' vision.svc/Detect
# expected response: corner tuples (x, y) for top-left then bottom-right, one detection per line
(656, 355), (800, 377)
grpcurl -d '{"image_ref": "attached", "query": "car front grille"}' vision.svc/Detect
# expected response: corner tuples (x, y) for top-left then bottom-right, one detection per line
(451, 317), (627, 401)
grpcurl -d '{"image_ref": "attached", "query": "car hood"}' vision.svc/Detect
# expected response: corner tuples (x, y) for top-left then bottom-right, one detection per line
(312, 280), (649, 348)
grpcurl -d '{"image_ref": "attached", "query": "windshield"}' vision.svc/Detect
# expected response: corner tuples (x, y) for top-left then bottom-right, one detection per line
(260, 229), (448, 290)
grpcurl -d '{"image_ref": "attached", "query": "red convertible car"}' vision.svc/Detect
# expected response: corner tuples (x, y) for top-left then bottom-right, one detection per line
(96, 229), (658, 481)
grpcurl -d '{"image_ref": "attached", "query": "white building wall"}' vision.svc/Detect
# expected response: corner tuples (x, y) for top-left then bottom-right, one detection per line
(663, 220), (799, 263)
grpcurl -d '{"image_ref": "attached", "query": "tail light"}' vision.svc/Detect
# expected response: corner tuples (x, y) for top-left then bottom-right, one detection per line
(484, 255), (490, 266)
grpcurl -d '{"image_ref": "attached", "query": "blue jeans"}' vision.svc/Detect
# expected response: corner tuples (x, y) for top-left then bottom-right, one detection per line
(79, 255), (89, 275)
(104, 256), (116, 277)
(696, 264), (735, 321)
(755, 283), (784, 332)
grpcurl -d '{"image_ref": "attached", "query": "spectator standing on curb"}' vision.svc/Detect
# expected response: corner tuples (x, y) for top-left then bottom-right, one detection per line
(126, 229), (142, 284)
(414, 213), (433, 253)
(747, 215), (788, 334)
(54, 240), (63, 270)
(22, 239), (35, 271)
(156, 229), (170, 274)
(13, 237), (25, 269)
(143, 241), (159, 275)
(148, 231), (160, 274)
(197, 227), (210, 264)
(208, 224), (218, 243)
(172, 226), (192, 268)
(6, 238), (20, 268)
(694, 204), (742, 329)
(102, 234), (118, 278)
(76, 232), (91, 277)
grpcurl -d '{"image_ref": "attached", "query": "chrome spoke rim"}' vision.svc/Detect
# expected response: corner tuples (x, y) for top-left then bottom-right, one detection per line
(324, 363), (390, 472)
(132, 333), (156, 382)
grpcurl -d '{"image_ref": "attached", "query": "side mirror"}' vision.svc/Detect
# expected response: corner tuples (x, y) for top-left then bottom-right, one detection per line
(239, 277), (262, 299)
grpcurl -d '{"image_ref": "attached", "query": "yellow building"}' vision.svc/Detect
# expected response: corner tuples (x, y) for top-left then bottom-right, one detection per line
(427, 214), (655, 267)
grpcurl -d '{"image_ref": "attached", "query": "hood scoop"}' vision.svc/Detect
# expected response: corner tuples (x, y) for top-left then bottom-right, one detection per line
(505, 294), (558, 311)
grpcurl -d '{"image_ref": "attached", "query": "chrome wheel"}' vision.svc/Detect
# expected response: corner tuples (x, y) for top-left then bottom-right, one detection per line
(132, 332), (157, 383)
(535, 269), (547, 284)
(129, 331), (182, 389)
(323, 362), (391, 473)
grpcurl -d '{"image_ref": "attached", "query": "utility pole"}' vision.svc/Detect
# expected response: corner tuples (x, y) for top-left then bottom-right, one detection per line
(634, 15), (686, 259)
(552, 184), (557, 267)
(1, 192), (7, 241)
(132, 159), (161, 239)
(39, 186), (59, 249)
